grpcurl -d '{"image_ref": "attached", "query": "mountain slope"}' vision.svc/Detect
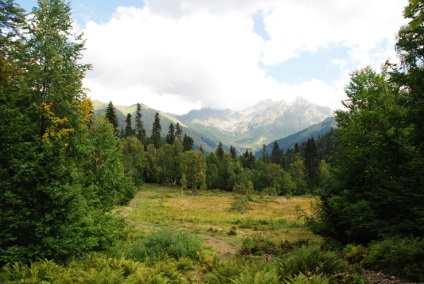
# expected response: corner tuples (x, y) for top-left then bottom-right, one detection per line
(92, 98), (334, 153)
(176, 98), (333, 151)
(258, 116), (337, 156)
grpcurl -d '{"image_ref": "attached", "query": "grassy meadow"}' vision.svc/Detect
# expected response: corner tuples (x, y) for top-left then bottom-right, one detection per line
(118, 184), (320, 250)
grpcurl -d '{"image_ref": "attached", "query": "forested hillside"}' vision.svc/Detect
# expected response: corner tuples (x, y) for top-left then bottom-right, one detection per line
(1, 0), (423, 282)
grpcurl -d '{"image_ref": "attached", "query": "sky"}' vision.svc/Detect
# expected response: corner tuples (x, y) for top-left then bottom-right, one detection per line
(18, 0), (408, 115)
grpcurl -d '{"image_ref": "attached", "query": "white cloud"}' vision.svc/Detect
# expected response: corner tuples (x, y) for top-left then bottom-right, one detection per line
(81, 0), (408, 114)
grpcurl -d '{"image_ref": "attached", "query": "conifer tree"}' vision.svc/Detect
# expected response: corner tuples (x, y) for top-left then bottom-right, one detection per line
(270, 141), (282, 165)
(175, 122), (183, 141)
(182, 133), (194, 151)
(151, 112), (162, 148)
(105, 101), (119, 136)
(230, 145), (237, 160)
(0, 0), (127, 264)
(261, 144), (269, 162)
(304, 137), (320, 186)
(135, 102), (145, 142)
(216, 142), (224, 160)
(124, 113), (134, 137)
(166, 123), (175, 144)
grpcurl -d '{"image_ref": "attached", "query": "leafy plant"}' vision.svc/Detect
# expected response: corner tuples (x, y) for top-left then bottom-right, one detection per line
(239, 234), (280, 256)
(110, 229), (204, 262)
(365, 237), (424, 282)
(278, 244), (347, 279)
(231, 195), (250, 213)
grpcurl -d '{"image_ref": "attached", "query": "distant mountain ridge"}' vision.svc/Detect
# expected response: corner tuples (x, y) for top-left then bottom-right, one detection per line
(258, 116), (337, 157)
(175, 97), (333, 151)
(92, 98), (334, 153)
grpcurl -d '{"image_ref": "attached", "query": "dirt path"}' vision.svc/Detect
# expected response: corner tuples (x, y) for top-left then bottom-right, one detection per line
(201, 234), (239, 260)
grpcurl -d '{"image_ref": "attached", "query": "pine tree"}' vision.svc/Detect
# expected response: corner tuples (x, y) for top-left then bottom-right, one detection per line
(175, 122), (183, 141)
(182, 133), (194, 151)
(105, 101), (119, 136)
(261, 144), (269, 162)
(166, 123), (175, 144)
(230, 145), (237, 160)
(151, 112), (162, 148)
(0, 0), (125, 264)
(270, 141), (282, 166)
(304, 137), (320, 186)
(135, 103), (145, 142)
(216, 142), (224, 160)
(124, 113), (134, 137)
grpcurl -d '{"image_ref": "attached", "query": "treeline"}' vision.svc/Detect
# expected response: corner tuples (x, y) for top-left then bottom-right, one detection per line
(106, 99), (336, 196)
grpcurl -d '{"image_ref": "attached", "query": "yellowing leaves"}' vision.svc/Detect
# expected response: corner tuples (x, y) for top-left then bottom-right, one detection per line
(39, 102), (74, 141)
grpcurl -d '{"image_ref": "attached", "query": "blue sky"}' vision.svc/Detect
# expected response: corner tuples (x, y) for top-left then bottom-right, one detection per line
(17, 0), (408, 114)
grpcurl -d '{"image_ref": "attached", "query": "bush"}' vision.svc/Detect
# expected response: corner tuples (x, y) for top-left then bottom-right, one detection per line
(110, 229), (204, 262)
(278, 244), (347, 279)
(231, 195), (250, 213)
(239, 234), (281, 256)
(365, 237), (424, 282)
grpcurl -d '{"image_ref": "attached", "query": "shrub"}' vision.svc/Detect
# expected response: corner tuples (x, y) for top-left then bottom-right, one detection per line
(365, 237), (424, 282)
(239, 234), (280, 256)
(343, 244), (367, 265)
(231, 195), (250, 213)
(110, 229), (204, 262)
(278, 244), (347, 279)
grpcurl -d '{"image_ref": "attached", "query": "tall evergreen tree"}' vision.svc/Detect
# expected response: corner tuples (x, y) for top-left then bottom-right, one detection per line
(105, 101), (119, 136)
(316, 65), (424, 244)
(135, 102), (145, 142)
(124, 113), (134, 137)
(175, 122), (183, 141)
(166, 123), (175, 144)
(270, 141), (282, 166)
(182, 133), (194, 151)
(151, 112), (162, 148)
(261, 144), (269, 162)
(0, 0), (127, 264)
(230, 145), (237, 160)
(216, 142), (225, 160)
(304, 137), (320, 186)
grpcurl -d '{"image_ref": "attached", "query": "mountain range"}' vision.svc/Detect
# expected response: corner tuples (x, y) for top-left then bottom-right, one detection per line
(92, 97), (337, 153)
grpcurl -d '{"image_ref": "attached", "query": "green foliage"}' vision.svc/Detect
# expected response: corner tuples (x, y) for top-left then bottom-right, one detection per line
(134, 102), (146, 142)
(0, 253), (188, 283)
(364, 237), (424, 281)
(277, 244), (347, 279)
(283, 273), (330, 284)
(105, 101), (119, 136)
(239, 234), (281, 256)
(314, 0), (424, 246)
(0, 0), (134, 265)
(316, 66), (424, 243)
(204, 259), (279, 284)
(304, 137), (320, 186)
(180, 150), (207, 191)
(230, 264), (280, 284)
(151, 112), (162, 148)
(120, 136), (146, 186)
(231, 195), (250, 213)
(110, 230), (204, 262)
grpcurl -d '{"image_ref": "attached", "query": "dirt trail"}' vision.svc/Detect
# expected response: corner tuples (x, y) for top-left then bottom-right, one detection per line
(201, 234), (239, 260)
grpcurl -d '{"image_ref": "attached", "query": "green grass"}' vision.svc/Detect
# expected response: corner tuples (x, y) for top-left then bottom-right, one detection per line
(118, 184), (321, 246)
